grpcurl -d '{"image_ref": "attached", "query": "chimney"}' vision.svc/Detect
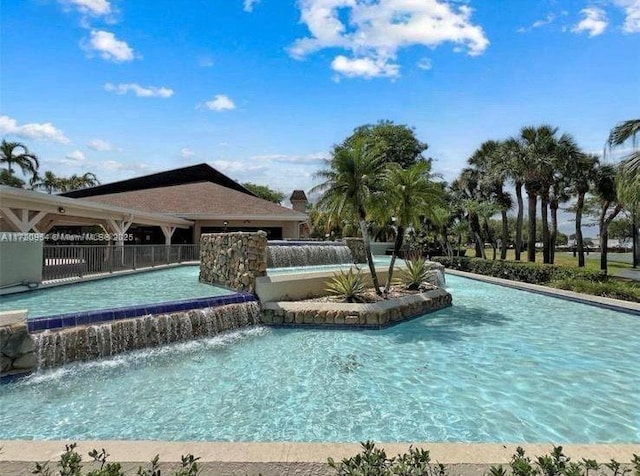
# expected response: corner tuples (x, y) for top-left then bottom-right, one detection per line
(289, 190), (308, 213)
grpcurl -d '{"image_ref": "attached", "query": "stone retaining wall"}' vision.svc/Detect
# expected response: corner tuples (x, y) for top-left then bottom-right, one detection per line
(0, 311), (37, 376)
(261, 288), (452, 327)
(199, 232), (267, 292)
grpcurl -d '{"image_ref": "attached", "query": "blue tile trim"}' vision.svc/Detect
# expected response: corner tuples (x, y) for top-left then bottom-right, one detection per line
(27, 292), (258, 332)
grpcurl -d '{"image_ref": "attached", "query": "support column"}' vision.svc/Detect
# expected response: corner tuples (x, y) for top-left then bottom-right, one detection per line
(0, 208), (47, 233)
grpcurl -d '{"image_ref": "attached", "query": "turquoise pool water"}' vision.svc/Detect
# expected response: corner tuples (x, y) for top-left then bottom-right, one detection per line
(0, 275), (638, 442)
(0, 266), (233, 318)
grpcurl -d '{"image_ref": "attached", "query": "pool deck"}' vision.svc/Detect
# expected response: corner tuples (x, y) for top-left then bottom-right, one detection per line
(446, 269), (640, 315)
(0, 440), (638, 476)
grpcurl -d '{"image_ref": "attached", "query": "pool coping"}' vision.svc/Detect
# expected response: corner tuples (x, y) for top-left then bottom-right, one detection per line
(446, 269), (640, 315)
(0, 440), (637, 475)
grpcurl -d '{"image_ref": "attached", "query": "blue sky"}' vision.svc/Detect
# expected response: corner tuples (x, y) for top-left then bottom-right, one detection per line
(1, 0), (639, 217)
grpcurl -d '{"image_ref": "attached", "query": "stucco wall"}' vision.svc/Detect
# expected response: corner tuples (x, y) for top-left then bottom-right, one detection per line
(0, 235), (43, 287)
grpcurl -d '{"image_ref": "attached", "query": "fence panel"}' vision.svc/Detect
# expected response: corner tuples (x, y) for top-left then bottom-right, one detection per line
(42, 244), (200, 281)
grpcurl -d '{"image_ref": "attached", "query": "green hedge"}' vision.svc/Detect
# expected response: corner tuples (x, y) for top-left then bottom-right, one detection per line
(432, 257), (605, 284)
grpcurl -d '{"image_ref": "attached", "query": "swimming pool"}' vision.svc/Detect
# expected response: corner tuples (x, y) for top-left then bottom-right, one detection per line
(0, 266), (233, 318)
(0, 274), (638, 442)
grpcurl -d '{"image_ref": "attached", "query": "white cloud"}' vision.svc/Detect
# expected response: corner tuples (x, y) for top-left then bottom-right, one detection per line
(250, 152), (328, 164)
(61, 0), (112, 16)
(417, 57), (433, 70)
(100, 160), (153, 173)
(243, 0), (260, 12)
(288, 0), (489, 79)
(517, 13), (556, 33)
(211, 160), (266, 174)
(104, 83), (174, 98)
(572, 7), (608, 37)
(614, 0), (640, 33)
(203, 95), (236, 111)
(85, 30), (135, 62)
(181, 147), (196, 159)
(0, 115), (70, 144)
(331, 55), (399, 78)
(88, 139), (113, 151)
(66, 150), (86, 162)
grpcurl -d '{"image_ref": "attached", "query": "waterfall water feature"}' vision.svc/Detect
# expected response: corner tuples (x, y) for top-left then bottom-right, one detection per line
(267, 241), (354, 268)
(34, 302), (261, 369)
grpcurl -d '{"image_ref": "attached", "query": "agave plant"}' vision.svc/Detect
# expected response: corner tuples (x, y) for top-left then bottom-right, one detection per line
(394, 257), (439, 290)
(325, 268), (367, 303)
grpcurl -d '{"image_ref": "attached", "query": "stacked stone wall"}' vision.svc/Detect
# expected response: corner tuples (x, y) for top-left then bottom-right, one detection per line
(1, 323), (37, 376)
(199, 232), (267, 292)
(342, 237), (366, 263)
(262, 289), (452, 328)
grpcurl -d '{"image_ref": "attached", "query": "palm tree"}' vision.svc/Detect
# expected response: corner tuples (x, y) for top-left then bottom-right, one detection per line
(548, 133), (582, 263)
(313, 138), (384, 294)
(518, 125), (558, 263)
(499, 138), (527, 261)
(32, 170), (62, 194)
(608, 119), (640, 172)
(609, 119), (640, 267)
(373, 161), (442, 292)
(469, 140), (513, 260)
(58, 172), (100, 191)
(569, 154), (599, 267)
(593, 163), (624, 274)
(451, 168), (484, 258)
(0, 140), (39, 185)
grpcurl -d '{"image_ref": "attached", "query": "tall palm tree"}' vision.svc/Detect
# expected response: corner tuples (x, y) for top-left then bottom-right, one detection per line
(0, 140), (39, 184)
(519, 125), (558, 263)
(593, 163), (624, 274)
(469, 140), (513, 260)
(312, 138), (384, 294)
(451, 168), (484, 258)
(373, 161), (442, 292)
(569, 154), (599, 267)
(548, 133), (582, 263)
(499, 138), (527, 261)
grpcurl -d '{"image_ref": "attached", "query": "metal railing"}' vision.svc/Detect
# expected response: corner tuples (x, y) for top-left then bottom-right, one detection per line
(42, 244), (200, 281)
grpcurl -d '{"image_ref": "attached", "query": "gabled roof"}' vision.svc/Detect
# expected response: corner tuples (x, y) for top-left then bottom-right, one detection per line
(82, 182), (307, 221)
(61, 163), (256, 198)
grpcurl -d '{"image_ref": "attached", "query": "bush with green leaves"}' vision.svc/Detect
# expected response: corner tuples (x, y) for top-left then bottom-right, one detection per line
(325, 268), (367, 302)
(330, 443), (640, 476)
(32, 443), (199, 476)
(328, 441), (446, 476)
(394, 256), (439, 290)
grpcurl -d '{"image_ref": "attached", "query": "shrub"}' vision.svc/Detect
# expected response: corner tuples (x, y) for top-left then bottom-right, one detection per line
(550, 278), (640, 302)
(32, 443), (199, 476)
(394, 256), (439, 290)
(331, 443), (639, 476)
(325, 268), (367, 302)
(431, 257), (606, 285)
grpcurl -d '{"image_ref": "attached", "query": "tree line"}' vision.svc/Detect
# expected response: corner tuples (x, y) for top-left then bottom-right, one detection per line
(0, 139), (100, 192)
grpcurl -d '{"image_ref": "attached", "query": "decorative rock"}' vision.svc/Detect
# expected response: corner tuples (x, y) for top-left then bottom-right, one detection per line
(12, 352), (37, 370)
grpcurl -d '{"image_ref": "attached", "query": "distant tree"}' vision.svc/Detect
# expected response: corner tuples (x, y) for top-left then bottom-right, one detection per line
(31, 170), (62, 194)
(343, 120), (428, 169)
(0, 140), (39, 184)
(0, 168), (25, 188)
(242, 182), (285, 204)
(58, 172), (100, 192)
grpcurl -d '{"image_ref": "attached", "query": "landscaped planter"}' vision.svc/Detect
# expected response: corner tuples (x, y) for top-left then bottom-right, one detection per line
(260, 288), (452, 329)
